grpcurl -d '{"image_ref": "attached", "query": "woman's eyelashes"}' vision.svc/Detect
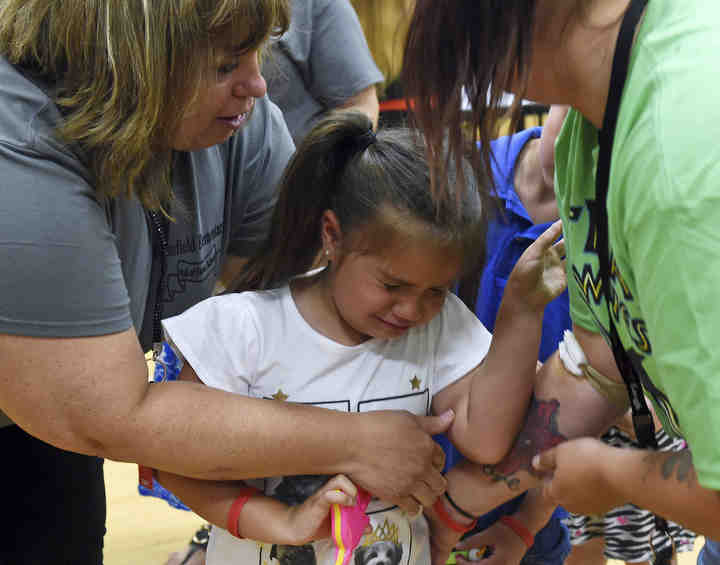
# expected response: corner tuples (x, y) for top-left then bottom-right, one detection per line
(217, 61), (239, 78)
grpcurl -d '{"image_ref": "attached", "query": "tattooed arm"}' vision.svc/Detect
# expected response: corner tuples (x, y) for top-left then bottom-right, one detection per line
(426, 325), (624, 565)
(534, 440), (720, 538)
(429, 325), (720, 564)
(529, 328), (720, 539)
(447, 326), (623, 502)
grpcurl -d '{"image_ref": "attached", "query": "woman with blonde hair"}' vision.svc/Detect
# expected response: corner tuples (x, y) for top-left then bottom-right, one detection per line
(0, 1), (451, 562)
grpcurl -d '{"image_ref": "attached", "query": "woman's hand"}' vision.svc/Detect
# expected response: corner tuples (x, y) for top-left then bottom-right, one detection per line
(350, 409), (453, 513)
(505, 220), (566, 312)
(532, 437), (622, 515)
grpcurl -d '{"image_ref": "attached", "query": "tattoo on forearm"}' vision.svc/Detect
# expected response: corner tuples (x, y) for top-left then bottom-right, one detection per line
(483, 397), (567, 491)
(659, 450), (695, 484)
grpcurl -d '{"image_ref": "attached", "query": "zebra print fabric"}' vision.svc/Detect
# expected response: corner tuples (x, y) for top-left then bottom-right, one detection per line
(564, 426), (696, 562)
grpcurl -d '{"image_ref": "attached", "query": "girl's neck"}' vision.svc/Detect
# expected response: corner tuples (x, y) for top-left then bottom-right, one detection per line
(291, 272), (370, 347)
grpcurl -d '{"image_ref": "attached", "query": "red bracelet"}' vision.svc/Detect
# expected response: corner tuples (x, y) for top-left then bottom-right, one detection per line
(500, 515), (534, 549)
(227, 486), (261, 539)
(432, 497), (478, 534)
(138, 465), (156, 489)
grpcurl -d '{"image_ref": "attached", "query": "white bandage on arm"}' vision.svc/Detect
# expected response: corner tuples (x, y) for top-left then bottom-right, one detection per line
(557, 329), (587, 377)
(557, 330), (631, 410)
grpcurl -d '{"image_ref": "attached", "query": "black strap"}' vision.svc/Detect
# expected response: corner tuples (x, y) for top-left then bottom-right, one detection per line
(595, 0), (656, 449)
(595, 5), (675, 559)
(148, 210), (169, 358)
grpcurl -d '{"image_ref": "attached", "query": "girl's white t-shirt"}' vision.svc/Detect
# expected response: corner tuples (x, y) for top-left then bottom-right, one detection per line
(162, 284), (492, 565)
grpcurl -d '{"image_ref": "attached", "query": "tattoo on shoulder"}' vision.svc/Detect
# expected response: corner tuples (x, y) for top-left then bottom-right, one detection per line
(482, 397), (567, 491)
(659, 450), (696, 484)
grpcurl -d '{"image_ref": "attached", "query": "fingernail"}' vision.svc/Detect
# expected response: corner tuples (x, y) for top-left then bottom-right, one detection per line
(532, 455), (540, 468)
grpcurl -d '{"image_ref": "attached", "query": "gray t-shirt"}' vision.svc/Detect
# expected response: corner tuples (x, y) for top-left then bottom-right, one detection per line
(264, 0), (383, 143)
(0, 56), (294, 427)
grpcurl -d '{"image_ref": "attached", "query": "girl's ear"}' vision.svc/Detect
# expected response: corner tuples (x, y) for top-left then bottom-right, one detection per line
(320, 209), (343, 262)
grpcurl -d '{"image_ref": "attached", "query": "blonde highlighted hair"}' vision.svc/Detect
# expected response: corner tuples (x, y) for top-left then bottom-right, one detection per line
(0, 0), (289, 209)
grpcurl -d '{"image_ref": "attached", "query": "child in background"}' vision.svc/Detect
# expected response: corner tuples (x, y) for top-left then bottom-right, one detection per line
(154, 111), (566, 565)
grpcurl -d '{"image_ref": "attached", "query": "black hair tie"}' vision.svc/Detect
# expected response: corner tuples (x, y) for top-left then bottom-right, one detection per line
(356, 127), (376, 153)
(332, 126), (376, 179)
(444, 490), (479, 520)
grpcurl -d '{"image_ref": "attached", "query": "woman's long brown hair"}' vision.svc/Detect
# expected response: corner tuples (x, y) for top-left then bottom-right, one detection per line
(403, 0), (536, 202)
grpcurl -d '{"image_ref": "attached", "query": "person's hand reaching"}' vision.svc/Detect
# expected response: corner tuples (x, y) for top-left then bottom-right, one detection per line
(532, 437), (622, 515)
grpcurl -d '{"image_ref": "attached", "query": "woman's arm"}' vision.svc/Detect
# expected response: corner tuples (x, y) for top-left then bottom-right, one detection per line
(153, 363), (358, 544)
(337, 85), (380, 129)
(534, 439), (720, 539)
(0, 328), (451, 507)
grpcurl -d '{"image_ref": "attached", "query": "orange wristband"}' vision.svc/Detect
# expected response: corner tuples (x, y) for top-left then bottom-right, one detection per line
(433, 497), (478, 534)
(500, 515), (534, 549)
(227, 487), (261, 539)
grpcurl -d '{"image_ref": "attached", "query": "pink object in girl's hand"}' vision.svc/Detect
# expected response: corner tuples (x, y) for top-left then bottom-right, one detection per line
(330, 487), (372, 565)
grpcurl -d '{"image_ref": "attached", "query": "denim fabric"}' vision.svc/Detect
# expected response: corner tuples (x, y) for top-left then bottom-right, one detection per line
(469, 499), (570, 565)
(698, 539), (720, 565)
(519, 520), (571, 565)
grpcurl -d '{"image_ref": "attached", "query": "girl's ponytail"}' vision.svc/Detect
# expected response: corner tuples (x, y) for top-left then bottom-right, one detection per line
(230, 111), (376, 291)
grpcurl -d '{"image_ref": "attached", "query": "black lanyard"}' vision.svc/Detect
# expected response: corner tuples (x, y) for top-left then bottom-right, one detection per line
(596, 10), (675, 560)
(594, 0), (657, 449)
(148, 210), (169, 359)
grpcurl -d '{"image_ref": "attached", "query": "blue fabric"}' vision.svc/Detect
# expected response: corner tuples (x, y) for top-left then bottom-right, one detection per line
(138, 476), (191, 511)
(137, 342), (192, 510)
(478, 127), (569, 363)
(439, 128), (571, 564)
(698, 538), (720, 565)
(520, 523), (571, 565)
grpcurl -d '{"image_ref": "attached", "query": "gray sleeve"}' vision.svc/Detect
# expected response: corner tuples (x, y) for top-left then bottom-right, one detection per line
(307, 0), (384, 106)
(225, 96), (295, 256)
(0, 139), (133, 338)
